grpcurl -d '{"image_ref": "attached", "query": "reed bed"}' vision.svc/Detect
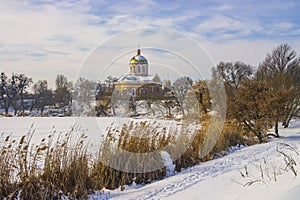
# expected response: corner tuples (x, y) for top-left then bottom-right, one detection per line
(0, 116), (252, 199)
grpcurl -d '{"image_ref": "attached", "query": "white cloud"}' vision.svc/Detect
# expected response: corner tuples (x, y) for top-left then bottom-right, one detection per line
(290, 28), (300, 35)
(106, 0), (158, 14)
(193, 14), (262, 40)
(271, 21), (295, 30)
(202, 39), (300, 67)
(213, 4), (233, 11)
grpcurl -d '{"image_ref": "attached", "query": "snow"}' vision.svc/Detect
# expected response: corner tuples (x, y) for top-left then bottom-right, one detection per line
(118, 74), (155, 84)
(94, 120), (300, 200)
(0, 117), (189, 153)
(1, 117), (300, 199)
(160, 151), (175, 177)
(0, 117), (132, 154)
(280, 184), (300, 200)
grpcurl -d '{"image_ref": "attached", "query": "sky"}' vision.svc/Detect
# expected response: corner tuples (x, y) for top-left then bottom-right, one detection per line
(0, 0), (299, 89)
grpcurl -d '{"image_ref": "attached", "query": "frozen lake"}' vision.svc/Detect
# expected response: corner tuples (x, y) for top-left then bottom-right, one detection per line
(0, 117), (180, 149)
(0, 117), (132, 149)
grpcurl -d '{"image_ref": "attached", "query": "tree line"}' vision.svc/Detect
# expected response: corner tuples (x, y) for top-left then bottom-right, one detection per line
(189, 44), (300, 143)
(0, 73), (73, 116)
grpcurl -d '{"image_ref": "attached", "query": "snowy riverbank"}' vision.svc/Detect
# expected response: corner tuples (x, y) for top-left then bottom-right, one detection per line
(1, 117), (300, 199)
(95, 120), (300, 200)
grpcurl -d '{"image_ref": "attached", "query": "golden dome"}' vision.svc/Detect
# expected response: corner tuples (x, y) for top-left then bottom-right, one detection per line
(130, 57), (138, 64)
(129, 48), (148, 65)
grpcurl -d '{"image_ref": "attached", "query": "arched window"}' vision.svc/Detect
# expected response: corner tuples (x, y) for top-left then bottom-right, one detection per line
(138, 65), (141, 73)
(140, 88), (146, 96)
(142, 66), (145, 73)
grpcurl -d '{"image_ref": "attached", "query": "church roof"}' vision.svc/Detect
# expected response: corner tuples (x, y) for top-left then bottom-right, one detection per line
(130, 49), (148, 64)
(117, 74), (154, 84)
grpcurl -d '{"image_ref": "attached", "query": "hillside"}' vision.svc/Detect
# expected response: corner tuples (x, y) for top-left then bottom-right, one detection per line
(97, 121), (300, 200)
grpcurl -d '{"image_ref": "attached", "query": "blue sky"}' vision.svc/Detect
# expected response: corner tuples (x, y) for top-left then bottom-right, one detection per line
(0, 0), (299, 88)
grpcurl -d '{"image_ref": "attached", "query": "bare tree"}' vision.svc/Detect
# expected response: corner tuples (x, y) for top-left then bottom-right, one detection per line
(257, 44), (300, 135)
(212, 61), (254, 120)
(0, 73), (32, 115)
(54, 74), (72, 107)
(15, 74), (32, 113)
(212, 61), (253, 89)
(0, 72), (8, 114)
(73, 77), (97, 116)
(31, 80), (54, 114)
(172, 76), (193, 115)
(104, 76), (118, 88)
(257, 44), (299, 77)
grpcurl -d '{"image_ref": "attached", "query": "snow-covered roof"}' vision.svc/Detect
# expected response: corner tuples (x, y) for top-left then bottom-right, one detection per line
(117, 74), (155, 84)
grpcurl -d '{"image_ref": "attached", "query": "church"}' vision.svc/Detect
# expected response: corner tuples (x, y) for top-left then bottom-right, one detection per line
(114, 48), (170, 98)
(96, 47), (175, 116)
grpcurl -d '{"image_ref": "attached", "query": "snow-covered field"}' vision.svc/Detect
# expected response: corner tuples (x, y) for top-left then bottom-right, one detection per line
(0, 117), (154, 149)
(1, 117), (300, 200)
(0, 117), (180, 147)
(97, 120), (300, 200)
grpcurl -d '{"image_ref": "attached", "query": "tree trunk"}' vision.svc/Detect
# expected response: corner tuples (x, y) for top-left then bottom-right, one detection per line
(30, 96), (41, 112)
(13, 105), (17, 115)
(40, 105), (45, 115)
(283, 116), (292, 128)
(257, 132), (264, 143)
(4, 99), (9, 114)
(274, 122), (280, 137)
(20, 91), (24, 113)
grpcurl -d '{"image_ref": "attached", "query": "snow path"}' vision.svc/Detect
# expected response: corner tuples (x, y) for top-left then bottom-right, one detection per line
(107, 121), (300, 200)
(113, 142), (276, 200)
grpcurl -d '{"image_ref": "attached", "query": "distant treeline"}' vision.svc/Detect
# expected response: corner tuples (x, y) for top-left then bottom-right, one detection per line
(0, 73), (72, 115)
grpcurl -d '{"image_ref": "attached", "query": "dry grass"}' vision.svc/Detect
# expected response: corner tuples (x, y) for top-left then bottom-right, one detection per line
(0, 126), (92, 199)
(0, 116), (256, 199)
(211, 119), (258, 158)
